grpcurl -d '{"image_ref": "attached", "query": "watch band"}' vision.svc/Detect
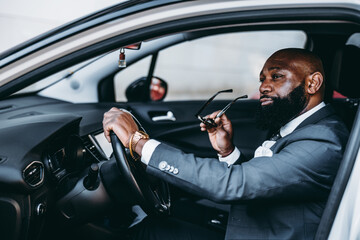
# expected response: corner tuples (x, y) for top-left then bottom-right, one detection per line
(129, 131), (149, 160)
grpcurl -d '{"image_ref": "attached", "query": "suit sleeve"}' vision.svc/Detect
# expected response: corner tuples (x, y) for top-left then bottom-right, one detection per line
(146, 125), (346, 203)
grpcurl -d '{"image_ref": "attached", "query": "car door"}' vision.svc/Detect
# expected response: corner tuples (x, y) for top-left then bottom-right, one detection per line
(112, 30), (308, 160)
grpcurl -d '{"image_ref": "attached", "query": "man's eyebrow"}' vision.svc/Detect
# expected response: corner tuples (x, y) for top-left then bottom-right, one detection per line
(260, 67), (282, 76)
(268, 67), (281, 71)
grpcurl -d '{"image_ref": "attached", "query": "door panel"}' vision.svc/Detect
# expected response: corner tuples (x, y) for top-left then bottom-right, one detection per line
(129, 99), (268, 160)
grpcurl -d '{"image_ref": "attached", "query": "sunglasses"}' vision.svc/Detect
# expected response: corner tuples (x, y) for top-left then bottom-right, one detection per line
(195, 89), (247, 128)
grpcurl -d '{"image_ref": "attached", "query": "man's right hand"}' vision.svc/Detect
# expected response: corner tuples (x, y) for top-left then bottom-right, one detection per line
(200, 111), (235, 157)
(103, 107), (139, 147)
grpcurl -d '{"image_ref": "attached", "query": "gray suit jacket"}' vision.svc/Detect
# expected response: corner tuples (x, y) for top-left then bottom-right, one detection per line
(146, 105), (349, 240)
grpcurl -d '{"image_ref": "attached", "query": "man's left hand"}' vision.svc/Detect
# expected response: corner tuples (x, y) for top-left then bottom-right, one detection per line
(200, 111), (235, 157)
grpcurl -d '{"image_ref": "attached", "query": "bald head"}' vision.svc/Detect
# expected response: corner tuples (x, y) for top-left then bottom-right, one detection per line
(269, 48), (325, 83)
(259, 48), (325, 117)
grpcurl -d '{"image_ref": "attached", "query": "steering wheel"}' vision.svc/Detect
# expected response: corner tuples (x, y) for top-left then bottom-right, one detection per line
(110, 131), (170, 215)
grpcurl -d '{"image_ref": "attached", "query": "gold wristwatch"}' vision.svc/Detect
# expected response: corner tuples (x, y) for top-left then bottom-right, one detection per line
(129, 131), (149, 160)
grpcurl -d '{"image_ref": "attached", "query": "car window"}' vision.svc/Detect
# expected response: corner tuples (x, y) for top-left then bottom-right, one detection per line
(114, 31), (306, 102)
(154, 31), (307, 101)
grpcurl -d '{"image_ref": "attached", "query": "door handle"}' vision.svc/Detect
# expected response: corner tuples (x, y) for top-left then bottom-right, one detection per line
(152, 111), (176, 122)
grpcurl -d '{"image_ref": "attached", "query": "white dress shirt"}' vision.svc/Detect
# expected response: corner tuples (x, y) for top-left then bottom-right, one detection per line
(141, 102), (326, 166)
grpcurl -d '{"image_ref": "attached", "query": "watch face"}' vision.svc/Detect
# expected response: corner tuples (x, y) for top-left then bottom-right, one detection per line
(133, 133), (142, 141)
(134, 131), (149, 142)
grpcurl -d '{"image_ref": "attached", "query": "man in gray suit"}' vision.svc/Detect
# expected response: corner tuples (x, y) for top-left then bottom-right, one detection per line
(103, 48), (349, 239)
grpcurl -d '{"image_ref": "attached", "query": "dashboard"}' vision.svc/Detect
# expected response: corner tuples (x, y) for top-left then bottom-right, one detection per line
(0, 95), (123, 240)
(44, 134), (86, 181)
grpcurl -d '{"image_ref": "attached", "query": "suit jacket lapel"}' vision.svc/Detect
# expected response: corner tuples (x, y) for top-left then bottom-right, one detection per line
(294, 104), (335, 131)
(270, 105), (335, 152)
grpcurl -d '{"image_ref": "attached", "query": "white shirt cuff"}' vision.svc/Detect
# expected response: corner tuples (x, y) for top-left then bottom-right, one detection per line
(218, 147), (241, 166)
(141, 139), (161, 165)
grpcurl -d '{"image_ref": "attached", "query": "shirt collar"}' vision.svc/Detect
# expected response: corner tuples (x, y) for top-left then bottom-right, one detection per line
(279, 102), (326, 138)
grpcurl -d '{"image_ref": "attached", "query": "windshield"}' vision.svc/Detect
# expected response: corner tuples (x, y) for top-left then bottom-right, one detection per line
(14, 57), (98, 95)
(0, 0), (123, 53)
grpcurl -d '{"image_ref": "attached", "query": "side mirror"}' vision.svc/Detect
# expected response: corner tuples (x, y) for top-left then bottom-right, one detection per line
(125, 76), (167, 102)
(150, 77), (167, 101)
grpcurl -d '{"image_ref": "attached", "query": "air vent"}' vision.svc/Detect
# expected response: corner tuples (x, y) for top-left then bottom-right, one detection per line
(23, 161), (44, 187)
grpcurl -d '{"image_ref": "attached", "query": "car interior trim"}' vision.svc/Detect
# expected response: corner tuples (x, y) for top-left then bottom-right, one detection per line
(315, 101), (360, 239)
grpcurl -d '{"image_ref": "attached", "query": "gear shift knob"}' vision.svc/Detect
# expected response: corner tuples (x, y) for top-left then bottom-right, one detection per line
(84, 163), (99, 190)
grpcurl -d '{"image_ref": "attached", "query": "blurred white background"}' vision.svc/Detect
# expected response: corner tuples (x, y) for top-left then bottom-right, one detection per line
(0, 0), (123, 53)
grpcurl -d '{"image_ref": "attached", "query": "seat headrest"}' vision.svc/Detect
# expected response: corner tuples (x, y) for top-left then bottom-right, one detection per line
(331, 44), (360, 98)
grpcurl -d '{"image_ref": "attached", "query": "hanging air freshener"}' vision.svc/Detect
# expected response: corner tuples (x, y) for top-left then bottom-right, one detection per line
(118, 48), (126, 68)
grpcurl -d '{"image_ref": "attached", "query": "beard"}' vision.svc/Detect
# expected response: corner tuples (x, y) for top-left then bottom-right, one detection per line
(255, 83), (308, 133)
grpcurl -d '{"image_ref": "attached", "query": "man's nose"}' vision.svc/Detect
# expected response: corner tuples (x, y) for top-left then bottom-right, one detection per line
(259, 78), (272, 94)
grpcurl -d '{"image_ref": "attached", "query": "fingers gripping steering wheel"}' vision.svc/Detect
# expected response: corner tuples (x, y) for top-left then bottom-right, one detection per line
(110, 126), (170, 215)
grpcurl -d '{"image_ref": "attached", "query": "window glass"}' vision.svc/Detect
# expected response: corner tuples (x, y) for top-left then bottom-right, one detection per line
(114, 56), (151, 102)
(153, 31), (307, 101)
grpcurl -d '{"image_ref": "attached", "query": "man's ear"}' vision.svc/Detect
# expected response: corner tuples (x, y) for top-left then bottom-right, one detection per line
(307, 72), (324, 95)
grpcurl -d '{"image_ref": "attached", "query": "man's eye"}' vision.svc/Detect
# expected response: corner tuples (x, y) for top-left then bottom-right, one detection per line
(272, 74), (283, 79)
(259, 77), (265, 82)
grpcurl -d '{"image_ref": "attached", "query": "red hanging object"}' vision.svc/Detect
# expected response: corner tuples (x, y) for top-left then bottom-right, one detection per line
(118, 48), (126, 68)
